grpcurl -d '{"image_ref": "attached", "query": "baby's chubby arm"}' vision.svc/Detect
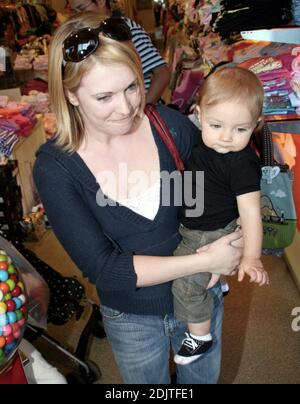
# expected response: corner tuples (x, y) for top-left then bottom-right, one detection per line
(237, 191), (269, 286)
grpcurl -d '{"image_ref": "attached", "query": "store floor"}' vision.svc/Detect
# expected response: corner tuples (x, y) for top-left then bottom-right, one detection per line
(27, 231), (300, 384)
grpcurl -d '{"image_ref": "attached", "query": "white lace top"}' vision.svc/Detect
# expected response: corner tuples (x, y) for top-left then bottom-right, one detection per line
(117, 179), (160, 221)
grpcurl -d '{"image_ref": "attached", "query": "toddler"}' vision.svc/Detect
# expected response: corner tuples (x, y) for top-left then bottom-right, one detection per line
(173, 67), (269, 365)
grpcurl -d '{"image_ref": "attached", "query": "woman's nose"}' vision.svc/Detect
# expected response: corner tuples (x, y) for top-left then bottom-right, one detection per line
(117, 94), (131, 115)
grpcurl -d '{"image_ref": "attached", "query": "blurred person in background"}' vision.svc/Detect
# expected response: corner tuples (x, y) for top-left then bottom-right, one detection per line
(69, 0), (171, 104)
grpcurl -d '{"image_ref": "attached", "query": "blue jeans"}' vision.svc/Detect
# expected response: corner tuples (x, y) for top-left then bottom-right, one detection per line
(100, 283), (224, 384)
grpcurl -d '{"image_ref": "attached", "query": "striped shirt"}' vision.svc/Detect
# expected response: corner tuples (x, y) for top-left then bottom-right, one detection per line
(125, 18), (166, 91)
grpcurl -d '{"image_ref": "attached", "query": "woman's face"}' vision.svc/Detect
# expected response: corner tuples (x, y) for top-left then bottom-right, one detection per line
(69, 62), (142, 140)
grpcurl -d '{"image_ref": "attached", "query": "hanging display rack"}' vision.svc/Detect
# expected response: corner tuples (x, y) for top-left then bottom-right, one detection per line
(241, 27), (300, 45)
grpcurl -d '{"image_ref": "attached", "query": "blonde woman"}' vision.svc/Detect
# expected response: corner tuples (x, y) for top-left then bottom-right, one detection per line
(33, 13), (242, 384)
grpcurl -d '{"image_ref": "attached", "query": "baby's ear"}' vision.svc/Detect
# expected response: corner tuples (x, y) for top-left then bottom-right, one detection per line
(194, 105), (201, 121)
(254, 116), (265, 133)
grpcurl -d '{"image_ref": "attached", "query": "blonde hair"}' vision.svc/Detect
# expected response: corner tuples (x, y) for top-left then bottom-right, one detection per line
(199, 67), (265, 122)
(48, 12), (145, 153)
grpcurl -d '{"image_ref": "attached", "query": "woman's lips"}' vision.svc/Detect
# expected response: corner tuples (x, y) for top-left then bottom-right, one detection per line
(111, 116), (132, 123)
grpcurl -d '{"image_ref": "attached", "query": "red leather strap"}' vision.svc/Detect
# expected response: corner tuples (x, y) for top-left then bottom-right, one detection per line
(145, 104), (185, 172)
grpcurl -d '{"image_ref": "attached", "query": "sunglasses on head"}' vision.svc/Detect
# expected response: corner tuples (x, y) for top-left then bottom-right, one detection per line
(62, 18), (132, 63)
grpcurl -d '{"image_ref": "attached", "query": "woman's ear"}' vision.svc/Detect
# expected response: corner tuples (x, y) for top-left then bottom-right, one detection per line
(65, 90), (79, 107)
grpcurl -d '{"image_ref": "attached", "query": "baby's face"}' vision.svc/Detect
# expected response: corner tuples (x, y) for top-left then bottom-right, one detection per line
(199, 101), (260, 154)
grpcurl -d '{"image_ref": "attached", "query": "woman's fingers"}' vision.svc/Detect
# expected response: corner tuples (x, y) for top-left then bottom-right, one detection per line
(207, 274), (221, 289)
(222, 230), (243, 246)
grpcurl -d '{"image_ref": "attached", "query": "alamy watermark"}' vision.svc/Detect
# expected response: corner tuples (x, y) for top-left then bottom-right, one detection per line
(291, 307), (300, 332)
(0, 47), (6, 72)
(95, 165), (204, 218)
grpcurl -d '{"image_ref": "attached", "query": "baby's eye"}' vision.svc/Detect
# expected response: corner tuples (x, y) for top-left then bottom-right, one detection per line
(237, 128), (248, 133)
(210, 124), (221, 129)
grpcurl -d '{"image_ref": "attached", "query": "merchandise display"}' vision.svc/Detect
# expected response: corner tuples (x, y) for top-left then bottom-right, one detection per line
(292, 0), (300, 25)
(165, 1), (300, 115)
(0, 2), (57, 51)
(215, 0), (292, 43)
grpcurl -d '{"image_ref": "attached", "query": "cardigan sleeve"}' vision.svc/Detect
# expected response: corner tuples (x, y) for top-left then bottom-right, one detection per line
(33, 153), (137, 292)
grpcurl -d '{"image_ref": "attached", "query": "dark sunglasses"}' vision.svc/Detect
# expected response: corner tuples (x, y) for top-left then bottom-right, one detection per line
(62, 18), (132, 63)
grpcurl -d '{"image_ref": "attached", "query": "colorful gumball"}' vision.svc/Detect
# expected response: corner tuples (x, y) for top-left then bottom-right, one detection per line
(0, 262), (8, 271)
(0, 271), (9, 282)
(0, 302), (7, 315)
(11, 287), (22, 298)
(20, 305), (27, 316)
(7, 312), (17, 325)
(7, 265), (16, 275)
(6, 300), (16, 312)
(9, 275), (18, 284)
(0, 337), (5, 348)
(17, 282), (25, 292)
(15, 310), (23, 321)
(17, 318), (26, 328)
(0, 314), (8, 327)
(12, 298), (22, 310)
(11, 323), (19, 333)
(4, 334), (14, 345)
(0, 283), (9, 295)
(2, 325), (12, 337)
(17, 295), (26, 305)
(13, 331), (22, 340)
(4, 341), (17, 353)
(6, 279), (15, 292)
(3, 293), (11, 301)
(0, 255), (7, 263)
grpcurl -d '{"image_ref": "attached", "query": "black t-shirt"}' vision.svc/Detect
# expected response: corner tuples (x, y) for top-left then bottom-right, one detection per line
(180, 134), (262, 231)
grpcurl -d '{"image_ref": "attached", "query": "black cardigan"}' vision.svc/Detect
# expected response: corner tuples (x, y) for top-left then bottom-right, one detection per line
(33, 106), (199, 315)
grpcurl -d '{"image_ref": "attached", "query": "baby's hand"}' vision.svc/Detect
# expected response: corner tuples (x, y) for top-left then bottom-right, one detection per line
(238, 257), (269, 286)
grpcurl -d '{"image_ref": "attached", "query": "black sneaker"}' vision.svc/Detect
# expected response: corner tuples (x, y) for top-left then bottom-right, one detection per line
(174, 333), (213, 365)
(221, 282), (230, 297)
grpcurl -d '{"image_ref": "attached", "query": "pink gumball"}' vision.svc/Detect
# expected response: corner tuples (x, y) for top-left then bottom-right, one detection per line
(2, 324), (12, 337)
(13, 331), (22, 339)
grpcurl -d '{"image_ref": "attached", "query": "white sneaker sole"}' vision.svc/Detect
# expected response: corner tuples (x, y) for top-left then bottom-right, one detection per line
(174, 353), (203, 366)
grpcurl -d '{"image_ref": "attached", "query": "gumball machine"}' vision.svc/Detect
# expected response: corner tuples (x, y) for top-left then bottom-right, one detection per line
(0, 249), (28, 383)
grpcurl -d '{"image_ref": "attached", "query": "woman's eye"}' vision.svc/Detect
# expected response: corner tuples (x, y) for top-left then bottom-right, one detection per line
(127, 83), (138, 91)
(97, 96), (111, 102)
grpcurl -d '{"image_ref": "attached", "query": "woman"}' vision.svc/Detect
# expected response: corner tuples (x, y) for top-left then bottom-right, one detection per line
(33, 13), (242, 384)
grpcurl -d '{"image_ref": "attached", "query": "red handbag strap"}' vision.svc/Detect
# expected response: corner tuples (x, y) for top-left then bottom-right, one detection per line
(145, 104), (185, 172)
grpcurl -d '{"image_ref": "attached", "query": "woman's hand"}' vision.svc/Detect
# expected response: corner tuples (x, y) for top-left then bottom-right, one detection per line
(207, 274), (221, 289)
(197, 231), (243, 276)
